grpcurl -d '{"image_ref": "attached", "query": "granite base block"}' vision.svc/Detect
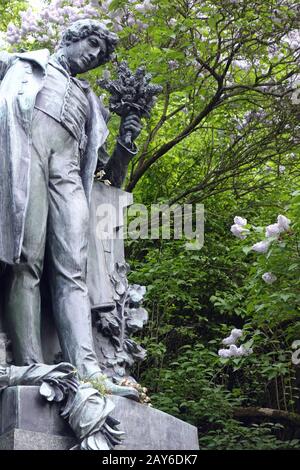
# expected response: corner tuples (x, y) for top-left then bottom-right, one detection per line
(0, 334), (7, 364)
(0, 386), (199, 450)
(0, 428), (76, 450)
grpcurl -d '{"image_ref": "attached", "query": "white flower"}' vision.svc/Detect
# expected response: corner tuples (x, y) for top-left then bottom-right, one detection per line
(144, 0), (156, 10)
(233, 59), (251, 70)
(169, 18), (177, 27)
(232, 328), (243, 338)
(265, 223), (282, 238)
(222, 328), (243, 346)
(231, 216), (249, 239)
(279, 165), (286, 173)
(264, 165), (273, 173)
(135, 0), (155, 13)
(127, 15), (136, 26)
(219, 335), (253, 358)
(234, 216), (247, 226)
(136, 19), (148, 30)
(230, 224), (249, 239)
(229, 344), (239, 355)
(168, 60), (179, 71)
(235, 346), (245, 357)
(218, 348), (232, 358)
(265, 215), (290, 238)
(251, 240), (270, 253)
(262, 272), (277, 284)
(219, 327), (253, 358)
(277, 214), (291, 231)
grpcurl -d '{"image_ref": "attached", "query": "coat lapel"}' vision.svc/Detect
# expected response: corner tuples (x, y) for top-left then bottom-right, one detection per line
(14, 49), (50, 72)
(81, 90), (109, 205)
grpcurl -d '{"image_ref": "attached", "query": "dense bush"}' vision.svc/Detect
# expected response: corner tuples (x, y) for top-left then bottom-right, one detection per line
(126, 182), (300, 448)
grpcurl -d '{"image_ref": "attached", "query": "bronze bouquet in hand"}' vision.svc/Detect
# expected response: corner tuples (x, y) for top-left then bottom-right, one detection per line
(97, 61), (162, 145)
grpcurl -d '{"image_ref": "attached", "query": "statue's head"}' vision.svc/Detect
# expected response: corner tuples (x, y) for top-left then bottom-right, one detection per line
(58, 19), (119, 75)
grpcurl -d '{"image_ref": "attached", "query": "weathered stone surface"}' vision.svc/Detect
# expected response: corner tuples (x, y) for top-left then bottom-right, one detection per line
(0, 386), (73, 437)
(0, 334), (6, 365)
(0, 386), (199, 450)
(0, 429), (76, 450)
(110, 396), (199, 450)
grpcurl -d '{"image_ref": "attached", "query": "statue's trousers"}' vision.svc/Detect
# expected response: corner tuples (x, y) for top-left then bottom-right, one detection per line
(5, 110), (100, 379)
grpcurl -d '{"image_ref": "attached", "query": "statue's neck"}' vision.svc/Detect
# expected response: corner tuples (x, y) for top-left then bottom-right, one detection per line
(51, 50), (73, 76)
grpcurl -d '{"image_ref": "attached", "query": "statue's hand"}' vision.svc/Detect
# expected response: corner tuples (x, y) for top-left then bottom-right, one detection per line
(119, 112), (142, 146)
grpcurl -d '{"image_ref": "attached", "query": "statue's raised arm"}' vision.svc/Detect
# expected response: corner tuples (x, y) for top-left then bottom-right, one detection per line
(96, 61), (162, 188)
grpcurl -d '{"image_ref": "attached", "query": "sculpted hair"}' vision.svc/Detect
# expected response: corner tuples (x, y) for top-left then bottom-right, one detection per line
(59, 19), (119, 64)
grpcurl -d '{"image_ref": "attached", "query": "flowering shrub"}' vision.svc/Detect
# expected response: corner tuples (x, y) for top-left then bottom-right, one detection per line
(231, 213), (291, 257)
(251, 240), (271, 254)
(208, 187), (300, 426)
(226, 205), (297, 339)
(7, 0), (101, 47)
(230, 216), (250, 240)
(146, 342), (300, 450)
(5, 0), (160, 49)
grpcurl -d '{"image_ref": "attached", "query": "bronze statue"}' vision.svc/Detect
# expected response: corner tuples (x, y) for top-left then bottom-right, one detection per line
(0, 19), (142, 399)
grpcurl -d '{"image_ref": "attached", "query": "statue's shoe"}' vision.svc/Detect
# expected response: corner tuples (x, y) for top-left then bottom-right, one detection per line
(104, 379), (140, 401)
(88, 372), (140, 402)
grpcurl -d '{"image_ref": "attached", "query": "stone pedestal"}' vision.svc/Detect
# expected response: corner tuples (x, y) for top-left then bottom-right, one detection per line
(0, 334), (7, 365)
(0, 386), (199, 450)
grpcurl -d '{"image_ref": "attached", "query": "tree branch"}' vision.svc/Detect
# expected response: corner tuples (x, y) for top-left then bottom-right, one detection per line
(125, 91), (223, 192)
(234, 407), (300, 427)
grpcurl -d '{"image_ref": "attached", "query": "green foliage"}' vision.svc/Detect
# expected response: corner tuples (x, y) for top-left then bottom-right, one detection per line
(82, 376), (108, 396)
(200, 422), (300, 450)
(139, 342), (300, 449)
(0, 0), (28, 30)
(128, 178), (300, 448)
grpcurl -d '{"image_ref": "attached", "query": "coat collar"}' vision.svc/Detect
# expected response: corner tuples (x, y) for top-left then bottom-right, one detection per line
(49, 56), (91, 94)
(14, 49), (51, 71)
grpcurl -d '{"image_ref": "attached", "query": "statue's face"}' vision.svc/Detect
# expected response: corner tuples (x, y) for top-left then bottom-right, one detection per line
(64, 34), (108, 75)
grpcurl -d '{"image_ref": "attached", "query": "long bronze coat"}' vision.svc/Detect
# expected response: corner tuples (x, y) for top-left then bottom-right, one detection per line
(0, 49), (109, 265)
